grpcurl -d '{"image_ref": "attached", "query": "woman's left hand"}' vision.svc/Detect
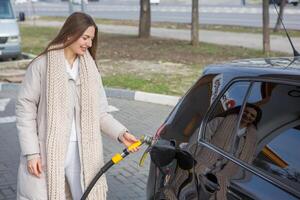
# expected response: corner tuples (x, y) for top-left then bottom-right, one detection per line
(120, 132), (140, 153)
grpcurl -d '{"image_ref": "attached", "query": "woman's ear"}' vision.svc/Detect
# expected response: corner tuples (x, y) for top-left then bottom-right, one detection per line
(65, 36), (73, 45)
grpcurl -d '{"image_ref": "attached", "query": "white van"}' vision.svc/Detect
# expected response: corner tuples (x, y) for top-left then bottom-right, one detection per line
(150, 0), (160, 5)
(0, 0), (22, 60)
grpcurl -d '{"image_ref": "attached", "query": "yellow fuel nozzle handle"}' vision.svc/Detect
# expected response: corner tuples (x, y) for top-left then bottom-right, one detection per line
(111, 141), (142, 164)
(127, 135), (153, 152)
(111, 154), (123, 164)
(127, 140), (142, 151)
(111, 135), (153, 165)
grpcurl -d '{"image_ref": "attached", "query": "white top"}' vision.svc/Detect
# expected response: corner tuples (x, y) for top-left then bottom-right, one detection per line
(237, 127), (247, 137)
(66, 58), (79, 81)
(65, 57), (79, 142)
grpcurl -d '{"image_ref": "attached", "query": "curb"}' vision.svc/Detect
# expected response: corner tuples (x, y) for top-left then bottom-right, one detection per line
(0, 83), (20, 92)
(0, 82), (180, 107)
(0, 53), (35, 70)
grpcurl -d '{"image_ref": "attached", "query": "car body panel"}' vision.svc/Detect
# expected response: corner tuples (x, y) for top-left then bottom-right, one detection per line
(147, 57), (300, 200)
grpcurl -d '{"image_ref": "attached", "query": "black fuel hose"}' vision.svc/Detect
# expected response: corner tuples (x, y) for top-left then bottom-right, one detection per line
(80, 160), (114, 200)
(81, 135), (152, 200)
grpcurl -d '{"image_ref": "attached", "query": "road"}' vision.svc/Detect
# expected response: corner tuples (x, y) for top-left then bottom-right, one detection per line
(13, 1), (300, 30)
(0, 88), (173, 199)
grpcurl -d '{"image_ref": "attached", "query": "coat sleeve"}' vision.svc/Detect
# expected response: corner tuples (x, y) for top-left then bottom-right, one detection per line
(98, 76), (128, 142)
(205, 117), (224, 141)
(15, 59), (42, 156)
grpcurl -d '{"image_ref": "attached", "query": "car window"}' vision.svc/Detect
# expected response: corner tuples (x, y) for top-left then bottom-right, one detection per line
(0, 0), (14, 19)
(202, 81), (251, 155)
(185, 80), (300, 200)
(162, 74), (220, 143)
(237, 82), (300, 192)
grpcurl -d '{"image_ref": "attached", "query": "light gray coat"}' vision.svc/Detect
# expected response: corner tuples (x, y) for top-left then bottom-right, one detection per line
(16, 55), (127, 199)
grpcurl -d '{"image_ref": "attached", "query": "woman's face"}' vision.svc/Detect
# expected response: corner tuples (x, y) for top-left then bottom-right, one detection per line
(241, 107), (258, 126)
(68, 26), (95, 56)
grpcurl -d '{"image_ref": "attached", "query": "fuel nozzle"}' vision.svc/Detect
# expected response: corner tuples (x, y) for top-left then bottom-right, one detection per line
(112, 135), (153, 165)
(139, 135), (154, 167)
(141, 135), (153, 146)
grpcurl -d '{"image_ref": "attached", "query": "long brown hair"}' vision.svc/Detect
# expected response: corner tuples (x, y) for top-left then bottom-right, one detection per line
(40, 12), (98, 59)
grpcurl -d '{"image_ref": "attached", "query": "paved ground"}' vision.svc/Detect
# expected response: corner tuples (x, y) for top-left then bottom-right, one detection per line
(0, 89), (173, 200)
(22, 20), (299, 54)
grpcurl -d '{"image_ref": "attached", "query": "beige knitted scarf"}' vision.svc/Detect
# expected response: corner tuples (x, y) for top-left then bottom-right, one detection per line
(46, 46), (107, 199)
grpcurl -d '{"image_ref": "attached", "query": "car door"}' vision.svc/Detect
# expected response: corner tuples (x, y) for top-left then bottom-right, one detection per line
(227, 81), (300, 200)
(147, 73), (221, 199)
(197, 79), (300, 200)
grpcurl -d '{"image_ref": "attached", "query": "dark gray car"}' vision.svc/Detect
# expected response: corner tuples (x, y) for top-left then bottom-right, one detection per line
(147, 57), (300, 200)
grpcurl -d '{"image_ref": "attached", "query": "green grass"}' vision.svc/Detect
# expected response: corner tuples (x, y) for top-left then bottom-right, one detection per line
(103, 75), (170, 95)
(102, 72), (202, 96)
(20, 25), (59, 54)
(19, 25), (289, 96)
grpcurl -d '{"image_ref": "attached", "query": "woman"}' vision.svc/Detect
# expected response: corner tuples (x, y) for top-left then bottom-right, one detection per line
(16, 12), (139, 200)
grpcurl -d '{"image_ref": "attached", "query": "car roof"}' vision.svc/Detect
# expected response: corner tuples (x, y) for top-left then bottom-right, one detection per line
(203, 57), (300, 78)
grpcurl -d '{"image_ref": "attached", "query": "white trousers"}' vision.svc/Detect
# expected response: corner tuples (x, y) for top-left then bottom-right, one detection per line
(65, 141), (83, 200)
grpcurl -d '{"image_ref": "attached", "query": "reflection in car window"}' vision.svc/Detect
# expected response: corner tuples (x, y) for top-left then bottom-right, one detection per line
(243, 82), (300, 192)
(162, 74), (217, 143)
(254, 126), (300, 190)
(184, 81), (251, 200)
(233, 103), (261, 164)
(204, 81), (251, 143)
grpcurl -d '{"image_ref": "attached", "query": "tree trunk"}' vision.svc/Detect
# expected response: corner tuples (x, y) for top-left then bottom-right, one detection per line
(263, 0), (270, 53)
(139, 0), (151, 38)
(191, 0), (199, 46)
(68, 0), (73, 14)
(274, 0), (287, 32)
(81, 0), (85, 13)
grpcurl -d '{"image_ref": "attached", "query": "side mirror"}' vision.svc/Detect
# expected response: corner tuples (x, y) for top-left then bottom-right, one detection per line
(18, 12), (25, 22)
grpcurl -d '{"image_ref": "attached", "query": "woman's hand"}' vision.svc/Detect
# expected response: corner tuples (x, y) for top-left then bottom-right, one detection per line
(119, 132), (140, 153)
(27, 157), (42, 178)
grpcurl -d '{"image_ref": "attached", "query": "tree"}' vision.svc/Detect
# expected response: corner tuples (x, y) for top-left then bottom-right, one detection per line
(274, 0), (287, 32)
(262, 0), (270, 53)
(139, 0), (151, 38)
(191, 0), (199, 46)
(68, 0), (73, 14)
(81, 0), (86, 13)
